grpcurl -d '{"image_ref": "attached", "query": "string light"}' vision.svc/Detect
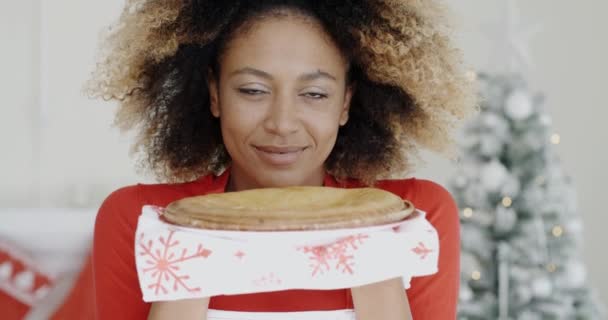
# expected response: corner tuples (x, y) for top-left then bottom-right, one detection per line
(552, 225), (564, 237)
(472, 270), (481, 280)
(502, 197), (513, 207)
(550, 133), (561, 145)
(463, 208), (473, 218)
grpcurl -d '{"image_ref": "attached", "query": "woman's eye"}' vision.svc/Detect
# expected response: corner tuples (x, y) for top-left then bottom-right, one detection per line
(302, 92), (328, 99)
(238, 88), (267, 95)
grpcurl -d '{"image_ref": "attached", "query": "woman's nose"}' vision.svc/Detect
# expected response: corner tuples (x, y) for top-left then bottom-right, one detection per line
(263, 94), (299, 136)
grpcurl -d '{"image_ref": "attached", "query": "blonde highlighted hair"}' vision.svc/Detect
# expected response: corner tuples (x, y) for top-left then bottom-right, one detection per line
(86, 0), (478, 185)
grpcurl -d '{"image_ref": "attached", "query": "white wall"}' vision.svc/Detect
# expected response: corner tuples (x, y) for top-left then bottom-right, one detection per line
(37, 0), (144, 208)
(1, 0), (143, 209)
(0, 0), (40, 206)
(1, 0), (606, 305)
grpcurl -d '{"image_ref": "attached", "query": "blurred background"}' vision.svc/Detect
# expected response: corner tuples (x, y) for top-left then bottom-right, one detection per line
(0, 0), (606, 318)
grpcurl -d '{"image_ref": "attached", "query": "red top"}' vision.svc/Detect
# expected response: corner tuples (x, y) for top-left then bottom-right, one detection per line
(92, 168), (460, 319)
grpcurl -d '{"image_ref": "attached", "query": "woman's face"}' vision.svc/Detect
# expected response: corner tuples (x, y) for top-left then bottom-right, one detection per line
(209, 14), (353, 191)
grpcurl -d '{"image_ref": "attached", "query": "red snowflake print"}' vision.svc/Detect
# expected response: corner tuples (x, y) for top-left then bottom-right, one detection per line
(234, 250), (246, 260)
(253, 272), (282, 287)
(137, 230), (212, 295)
(298, 234), (369, 277)
(411, 242), (433, 259)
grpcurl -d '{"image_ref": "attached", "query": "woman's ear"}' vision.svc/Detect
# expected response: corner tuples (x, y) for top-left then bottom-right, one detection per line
(340, 84), (355, 126)
(208, 70), (220, 118)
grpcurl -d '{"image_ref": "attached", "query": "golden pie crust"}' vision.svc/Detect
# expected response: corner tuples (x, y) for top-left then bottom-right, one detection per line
(163, 186), (414, 231)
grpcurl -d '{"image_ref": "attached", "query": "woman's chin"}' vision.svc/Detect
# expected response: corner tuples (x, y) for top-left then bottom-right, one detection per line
(257, 171), (307, 188)
(249, 167), (323, 189)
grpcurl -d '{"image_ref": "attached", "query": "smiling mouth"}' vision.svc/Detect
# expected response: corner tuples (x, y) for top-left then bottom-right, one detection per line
(253, 145), (307, 166)
(255, 145), (306, 153)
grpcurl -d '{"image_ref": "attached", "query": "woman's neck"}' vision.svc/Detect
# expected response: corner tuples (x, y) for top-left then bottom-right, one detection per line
(225, 166), (326, 192)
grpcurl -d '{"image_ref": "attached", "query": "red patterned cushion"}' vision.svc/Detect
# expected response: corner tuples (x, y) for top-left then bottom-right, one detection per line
(0, 240), (54, 319)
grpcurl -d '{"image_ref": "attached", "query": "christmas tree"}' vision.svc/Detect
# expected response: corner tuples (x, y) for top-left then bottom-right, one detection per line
(449, 72), (607, 319)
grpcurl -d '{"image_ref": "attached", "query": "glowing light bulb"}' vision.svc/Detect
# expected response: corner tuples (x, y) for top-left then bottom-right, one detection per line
(552, 225), (564, 237)
(463, 208), (473, 218)
(472, 271), (481, 280)
(502, 197), (513, 207)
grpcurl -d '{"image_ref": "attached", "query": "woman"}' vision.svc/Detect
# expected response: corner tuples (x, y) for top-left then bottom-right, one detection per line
(88, 0), (477, 319)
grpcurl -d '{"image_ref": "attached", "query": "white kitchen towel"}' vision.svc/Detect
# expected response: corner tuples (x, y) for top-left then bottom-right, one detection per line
(135, 205), (438, 302)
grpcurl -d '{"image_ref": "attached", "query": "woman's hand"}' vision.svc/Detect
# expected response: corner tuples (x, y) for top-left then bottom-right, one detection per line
(351, 277), (412, 320)
(147, 297), (210, 320)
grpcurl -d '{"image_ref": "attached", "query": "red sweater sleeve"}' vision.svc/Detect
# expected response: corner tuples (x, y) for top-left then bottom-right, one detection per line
(404, 179), (461, 319)
(92, 186), (151, 319)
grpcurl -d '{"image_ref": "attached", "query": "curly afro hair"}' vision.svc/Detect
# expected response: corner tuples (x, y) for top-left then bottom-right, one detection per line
(85, 0), (478, 186)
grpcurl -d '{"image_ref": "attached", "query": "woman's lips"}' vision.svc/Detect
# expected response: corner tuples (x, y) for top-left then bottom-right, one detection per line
(253, 145), (306, 166)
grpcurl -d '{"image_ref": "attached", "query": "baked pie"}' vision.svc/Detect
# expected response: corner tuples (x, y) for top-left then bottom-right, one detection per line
(163, 186), (414, 231)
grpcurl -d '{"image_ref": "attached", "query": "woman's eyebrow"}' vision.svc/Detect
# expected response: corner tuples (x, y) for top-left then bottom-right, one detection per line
(229, 67), (272, 80)
(298, 70), (337, 82)
(229, 67), (337, 82)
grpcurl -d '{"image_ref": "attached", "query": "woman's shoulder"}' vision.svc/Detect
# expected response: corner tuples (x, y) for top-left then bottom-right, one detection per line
(373, 177), (459, 224)
(99, 179), (201, 209)
(95, 175), (218, 227)
(374, 177), (455, 202)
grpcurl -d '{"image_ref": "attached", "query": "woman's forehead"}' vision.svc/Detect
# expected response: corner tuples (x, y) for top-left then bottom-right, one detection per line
(219, 15), (348, 79)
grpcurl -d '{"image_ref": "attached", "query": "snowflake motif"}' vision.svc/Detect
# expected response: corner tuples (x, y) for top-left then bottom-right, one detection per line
(297, 234), (369, 277)
(253, 272), (282, 287)
(137, 230), (212, 295)
(411, 242), (433, 259)
(234, 250), (246, 260)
